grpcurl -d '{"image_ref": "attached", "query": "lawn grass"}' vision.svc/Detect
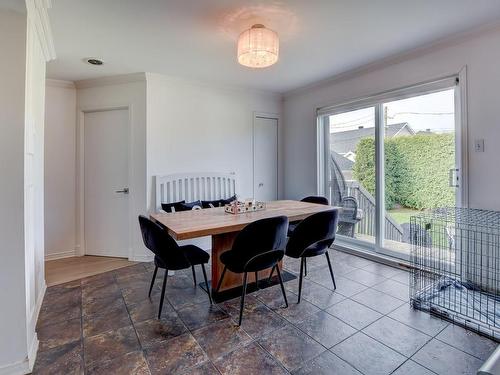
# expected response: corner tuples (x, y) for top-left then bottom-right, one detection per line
(387, 207), (421, 225)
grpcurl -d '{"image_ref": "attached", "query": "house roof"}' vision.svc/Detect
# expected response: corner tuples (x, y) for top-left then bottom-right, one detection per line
(331, 151), (354, 171)
(330, 122), (414, 155)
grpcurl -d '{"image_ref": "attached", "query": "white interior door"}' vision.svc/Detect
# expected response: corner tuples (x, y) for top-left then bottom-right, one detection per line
(84, 109), (129, 257)
(253, 116), (278, 201)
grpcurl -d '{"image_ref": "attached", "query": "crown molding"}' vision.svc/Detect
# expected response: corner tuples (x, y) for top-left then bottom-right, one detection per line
(145, 72), (282, 99)
(283, 19), (500, 99)
(46, 79), (75, 89)
(25, 0), (56, 62)
(74, 72), (147, 89)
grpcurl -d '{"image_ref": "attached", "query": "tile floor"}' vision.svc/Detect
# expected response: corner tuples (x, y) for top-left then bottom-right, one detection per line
(33, 250), (498, 374)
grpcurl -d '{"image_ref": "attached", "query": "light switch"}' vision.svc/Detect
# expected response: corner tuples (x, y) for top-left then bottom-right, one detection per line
(474, 139), (485, 152)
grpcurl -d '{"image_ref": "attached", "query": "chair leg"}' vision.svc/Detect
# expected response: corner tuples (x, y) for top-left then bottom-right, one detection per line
(148, 266), (158, 297)
(298, 257), (304, 304)
(191, 265), (197, 287)
(158, 270), (168, 319)
(255, 271), (259, 289)
(304, 257), (307, 277)
(201, 264), (213, 305)
(276, 265), (288, 308)
(238, 272), (248, 326)
(267, 265), (275, 283)
(215, 266), (227, 294)
(325, 252), (336, 290)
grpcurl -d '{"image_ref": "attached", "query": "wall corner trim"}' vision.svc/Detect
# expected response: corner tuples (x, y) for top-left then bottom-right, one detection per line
(25, 0), (57, 62)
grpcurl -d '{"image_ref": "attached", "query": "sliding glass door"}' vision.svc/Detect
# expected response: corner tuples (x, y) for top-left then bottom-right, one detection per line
(318, 76), (465, 260)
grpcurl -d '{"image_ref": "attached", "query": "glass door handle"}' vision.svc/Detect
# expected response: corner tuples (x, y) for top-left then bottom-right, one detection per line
(449, 169), (459, 188)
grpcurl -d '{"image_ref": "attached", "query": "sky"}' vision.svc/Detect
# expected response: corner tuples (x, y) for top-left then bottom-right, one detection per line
(330, 88), (455, 134)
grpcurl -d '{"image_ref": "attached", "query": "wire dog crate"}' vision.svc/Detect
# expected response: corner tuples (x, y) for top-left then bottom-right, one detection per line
(410, 207), (500, 341)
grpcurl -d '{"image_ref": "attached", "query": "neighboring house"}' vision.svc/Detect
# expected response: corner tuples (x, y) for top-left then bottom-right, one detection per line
(330, 122), (414, 178)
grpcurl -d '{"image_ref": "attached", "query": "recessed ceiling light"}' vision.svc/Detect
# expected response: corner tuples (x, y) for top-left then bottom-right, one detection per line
(85, 58), (104, 66)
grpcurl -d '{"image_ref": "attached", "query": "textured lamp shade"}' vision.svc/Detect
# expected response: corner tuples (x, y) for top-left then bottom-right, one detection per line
(237, 24), (279, 68)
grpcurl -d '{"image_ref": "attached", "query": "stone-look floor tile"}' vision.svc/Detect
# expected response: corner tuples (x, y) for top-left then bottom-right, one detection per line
(255, 285), (293, 310)
(295, 311), (357, 348)
(340, 254), (373, 269)
(286, 279), (345, 309)
(81, 272), (115, 286)
(351, 288), (405, 314)
(41, 288), (81, 312)
(113, 263), (147, 279)
(362, 316), (431, 357)
(182, 360), (220, 375)
(391, 360), (436, 375)
(412, 338), (483, 375)
(390, 271), (410, 285)
(82, 294), (126, 317)
(274, 298), (321, 324)
(326, 298), (382, 329)
(177, 301), (229, 330)
(331, 332), (406, 375)
(145, 332), (207, 375)
(292, 350), (361, 375)
(388, 304), (449, 336)
(192, 318), (252, 361)
(128, 298), (175, 324)
(372, 279), (409, 301)
(318, 276), (367, 297)
(37, 303), (81, 329)
(86, 351), (150, 375)
(361, 262), (404, 278)
(436, 324), (497, 360)
(116, 274), (159, 292)
(83, 302), (131, 337)
(37, 317), (82, 352)
(134, 314), (187, 348)
(82, 282), (121, 303)
(121, 284), (162, 306)
(166, 286), (213, 309)
(343, 268), (388, 287)
(83, 325), (140, 367)
(45, 280), (81, 295)
(32, 341), (83, 375)
(258, 325), (325, 372)
(214, 342), (288, 375)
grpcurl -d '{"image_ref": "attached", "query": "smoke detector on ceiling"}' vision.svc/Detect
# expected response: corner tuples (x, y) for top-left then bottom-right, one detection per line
(85, 58), (104, 66)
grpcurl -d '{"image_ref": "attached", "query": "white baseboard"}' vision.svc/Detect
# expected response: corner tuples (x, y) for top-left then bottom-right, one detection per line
(44, 250), (76, 261)
(129, 254), (154, 262)
(0, 358), (30, 375)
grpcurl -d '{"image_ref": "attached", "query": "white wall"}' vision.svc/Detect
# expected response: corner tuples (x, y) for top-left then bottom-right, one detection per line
(75, 76), (148, 261)
(146, 73), (283, 212)
(44, 81), (77, 260)
(0, 9), (29, 373)
(283, 26), (500, 210)
(0, 5), (49, 373)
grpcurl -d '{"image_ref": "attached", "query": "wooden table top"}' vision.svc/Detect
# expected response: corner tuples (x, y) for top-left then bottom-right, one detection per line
(151, 200), (339, 240)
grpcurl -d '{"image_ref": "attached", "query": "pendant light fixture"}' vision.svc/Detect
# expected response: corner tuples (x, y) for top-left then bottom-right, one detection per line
(237, 24), (279, 68)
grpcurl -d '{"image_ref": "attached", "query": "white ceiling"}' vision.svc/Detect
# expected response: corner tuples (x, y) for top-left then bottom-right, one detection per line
(46, 0), (500, 93)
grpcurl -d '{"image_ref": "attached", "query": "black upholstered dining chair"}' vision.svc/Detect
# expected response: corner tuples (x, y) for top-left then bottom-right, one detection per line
(215, 216), (289, 326)
(283, 209), (339, 303)
(286, 196), (330, 276)
(138, 215), (212, 318)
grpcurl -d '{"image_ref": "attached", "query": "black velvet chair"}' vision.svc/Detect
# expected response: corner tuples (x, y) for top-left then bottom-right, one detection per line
(287, 196), (330, 276)
(138, 215), (212, 318)
(283, 209), (339, 303)
(215, 216), (289, 326)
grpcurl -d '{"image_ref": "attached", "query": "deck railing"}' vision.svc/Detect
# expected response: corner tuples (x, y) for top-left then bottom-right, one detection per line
(345, 181), (404, 242)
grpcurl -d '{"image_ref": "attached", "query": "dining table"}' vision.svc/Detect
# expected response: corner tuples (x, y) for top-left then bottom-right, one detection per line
(150, 199), (338, 301)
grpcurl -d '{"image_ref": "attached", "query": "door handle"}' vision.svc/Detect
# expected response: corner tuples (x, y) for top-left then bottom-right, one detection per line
(258, 183), (264, 187)
(449, 169), (459, 188)
(115, 188), (129, 194)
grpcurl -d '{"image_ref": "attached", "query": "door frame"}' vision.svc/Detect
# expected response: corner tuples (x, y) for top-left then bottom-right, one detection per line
(253, 112), (280, 200)
(316, 69), (469, 260)
(76, 104), (133, 259)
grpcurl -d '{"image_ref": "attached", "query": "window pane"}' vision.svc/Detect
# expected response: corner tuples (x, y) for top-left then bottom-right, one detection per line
(382, 89), (456, 257)
(328, 107), (375, 244)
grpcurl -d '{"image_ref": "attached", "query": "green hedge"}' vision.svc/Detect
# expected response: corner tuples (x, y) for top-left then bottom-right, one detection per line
(352, 133), (455, 210)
